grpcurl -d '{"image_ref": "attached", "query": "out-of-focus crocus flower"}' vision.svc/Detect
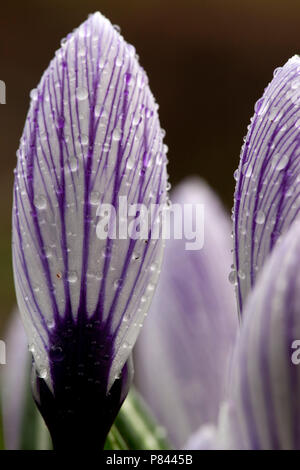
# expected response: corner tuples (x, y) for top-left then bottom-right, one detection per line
(134, 179), (238, 448)
(1, 309), (28, 450)
(0, 309), (51, 450)
(223, 220), (300, 450)
(234, 56), (300, 314)
(184, 423), (217, 450)
(12, 12), (167, 448)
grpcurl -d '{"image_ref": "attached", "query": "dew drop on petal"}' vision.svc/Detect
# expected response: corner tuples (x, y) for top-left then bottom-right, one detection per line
(38, 367), (48, 379)
(47, 319), (55, 329)
(81, 134), (88, 145)
(69, 157), (78, 172)
(30, 88), (38, 101)
(67, 271), (78, 283)
(90, 191), (100, 205)
(255, 211), (266, 225)
(50, 345), (64, 362)
(34, 195), (47, 210)
(77, 87), (88, 101)
(112, 128), (122, 141)
(276, 154), (289, 171)
(228, 270), (237, 284)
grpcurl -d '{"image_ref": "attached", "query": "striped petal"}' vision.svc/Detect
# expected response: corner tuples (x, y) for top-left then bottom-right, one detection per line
(12, 12), (168, 447)
(134, 179), (238, 448)
(226, 220), (300, 449)
(234, 56), (300, 313)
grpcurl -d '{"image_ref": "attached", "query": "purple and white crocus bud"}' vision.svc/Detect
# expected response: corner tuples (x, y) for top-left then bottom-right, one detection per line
(234, 56), (300, 313)
(12, 12), (168, 448)
(134, 179), (238, 448)
(225, 220), (300, 449)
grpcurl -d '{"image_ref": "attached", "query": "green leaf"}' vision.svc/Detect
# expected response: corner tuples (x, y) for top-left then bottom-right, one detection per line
(20, 361), (52, 450)
(104, 424), (129, 450)
(105, 387), (170, 450)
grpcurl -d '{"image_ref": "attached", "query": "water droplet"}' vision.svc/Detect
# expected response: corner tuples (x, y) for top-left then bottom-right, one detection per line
(114, 278), (123, 289)
(113, 24), (121, 33)
(50, 345), (64, 362)
(44, 247), (52, 259)
(112, 128), (122, 141)
(28, 344), (35, 353)
(132, 115), (140, 126)
(47, 319), (55, 329)
(255, 210), (265, 224)
(69, 157), (78, 172)
(38, 367), (48, 379)
(256, 97), (269, 116)
(268, 107), (282, 122)
(273, 67), (282, 77)
(68, 271), (78, 283)
(80, 134), (88, 145)
(90, 191), (100, 205)
(30, 89), (38, 101)
(99, 57), (105, 69)
(34, 195), (47, 210)
(150, 262), (158, 272)
(242, 163), (252, 178)
(77, 87), (88, 101)
(115, 57), (122, 67)
(228, 270), (237, 284)
(273, 153), (289, 171)
(233, 169), (239, 181)
(147, 282), (155, 292)
(291, 78), (300, 90)
(126, 158), (134, 170)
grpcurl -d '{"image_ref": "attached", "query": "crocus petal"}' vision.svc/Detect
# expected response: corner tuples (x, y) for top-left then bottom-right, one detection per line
(1, 309), (28, 450)
(234, 55), (300, 313)
(12, 12), (167, 447)
(134, 178), (238, 448)
(226, 220), (300, 449)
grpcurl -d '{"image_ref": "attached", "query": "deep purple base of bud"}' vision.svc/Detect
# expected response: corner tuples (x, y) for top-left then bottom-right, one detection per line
(31, 310), (132, 449)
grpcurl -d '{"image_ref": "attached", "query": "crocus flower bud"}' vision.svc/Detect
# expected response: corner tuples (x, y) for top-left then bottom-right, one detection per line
(234, 56), (300, 313)
(12, 12), (168, 448)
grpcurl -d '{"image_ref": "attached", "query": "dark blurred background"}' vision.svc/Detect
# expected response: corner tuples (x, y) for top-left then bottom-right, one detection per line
(0, 0), (299, 330)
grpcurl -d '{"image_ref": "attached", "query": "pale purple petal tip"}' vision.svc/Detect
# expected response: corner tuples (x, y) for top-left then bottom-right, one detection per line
(234, 55), (300, 313)
(134, 178), (238, 448)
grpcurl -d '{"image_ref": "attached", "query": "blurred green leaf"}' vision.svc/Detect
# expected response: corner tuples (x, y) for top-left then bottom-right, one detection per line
(105, 387), (170, 450)
(20, 362), (51, 450)
(104, 424), (129, 450)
